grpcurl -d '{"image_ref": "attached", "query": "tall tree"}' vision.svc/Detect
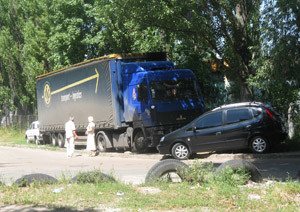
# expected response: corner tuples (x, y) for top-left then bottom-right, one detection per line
(117, 0), (262, 101)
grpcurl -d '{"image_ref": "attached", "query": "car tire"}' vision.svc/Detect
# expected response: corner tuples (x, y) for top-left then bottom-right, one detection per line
(215, 159), (262, 183)
(250, 136), (269, 153)
(57, 133), (65, 148)
(34, 136), (39, 145)
(171, 143), (191, 160)
(145, 159), (189, 183)
(14, 173), (58, 187)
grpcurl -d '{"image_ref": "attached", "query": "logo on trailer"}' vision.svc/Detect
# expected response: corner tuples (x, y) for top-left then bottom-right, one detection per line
(43, 82), (51, 104)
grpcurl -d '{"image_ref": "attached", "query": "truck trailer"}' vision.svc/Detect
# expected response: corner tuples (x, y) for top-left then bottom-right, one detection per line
(36, 53), (204, 152)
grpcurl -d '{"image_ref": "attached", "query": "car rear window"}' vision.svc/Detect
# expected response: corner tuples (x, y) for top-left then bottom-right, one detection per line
(252, 108), (262, 117)
(226, 109), (251, 124)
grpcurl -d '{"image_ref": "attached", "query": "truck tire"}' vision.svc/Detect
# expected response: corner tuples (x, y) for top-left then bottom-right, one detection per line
(215, 159), (262, 183)
(97, 134), (107, 152)
(51, 133), (57, 146)
(14, 173), (58, 187)
(57, 133), (65, 148)
(145, 159), (189, 183)
(133, 131), (148, 153)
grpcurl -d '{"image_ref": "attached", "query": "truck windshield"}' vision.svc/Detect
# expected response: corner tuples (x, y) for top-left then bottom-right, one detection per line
(150, 80), (199, 102)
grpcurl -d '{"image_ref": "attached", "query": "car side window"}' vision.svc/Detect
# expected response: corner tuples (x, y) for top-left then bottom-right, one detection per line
(196, 112), (222, 129)
(226, 109), (251, 124)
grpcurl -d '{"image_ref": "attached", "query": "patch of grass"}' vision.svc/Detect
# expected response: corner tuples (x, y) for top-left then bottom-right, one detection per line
(0, 169), (299, 211)
(0, 127), (25, 144)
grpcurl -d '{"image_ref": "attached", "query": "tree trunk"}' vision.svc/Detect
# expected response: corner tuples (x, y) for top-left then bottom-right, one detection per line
(288, 103), (295, 139)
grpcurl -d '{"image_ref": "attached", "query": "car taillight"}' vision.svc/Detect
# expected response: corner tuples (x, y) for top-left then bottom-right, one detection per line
(265, 107), (274, 121)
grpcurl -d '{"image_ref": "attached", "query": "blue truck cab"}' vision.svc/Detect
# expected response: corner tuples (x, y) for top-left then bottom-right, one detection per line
(36, 52), (204, 152)
(113, 53), (204, 151)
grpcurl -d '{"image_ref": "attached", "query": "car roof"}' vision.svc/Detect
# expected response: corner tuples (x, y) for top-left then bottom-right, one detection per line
(212, 102), (265, 111)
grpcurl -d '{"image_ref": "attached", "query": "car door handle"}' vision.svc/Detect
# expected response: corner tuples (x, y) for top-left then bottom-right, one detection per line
(216, 132), (221, 135)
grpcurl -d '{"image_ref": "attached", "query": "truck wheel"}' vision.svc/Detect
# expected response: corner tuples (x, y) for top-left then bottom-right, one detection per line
(145, 159), (189, 183)
(133, 131), (148, 153)
(97, 134), (107, 152)
(171, 143), (191, 160)
(57, 133), (65, 148)
(51, 133), (57, 146)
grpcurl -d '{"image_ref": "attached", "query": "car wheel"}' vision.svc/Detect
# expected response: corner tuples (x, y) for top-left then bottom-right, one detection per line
(215, 159), (262, 183)
(171, 143), (190, 160)
(26, 136), (30, 144)
(97, 134), (107, 152)
(250, 136), (269, 153)
(51, 133), (57, 146)
(133, 131), (148, 153)
(145, 159), (189, 183)
(57, 133), (65, 148)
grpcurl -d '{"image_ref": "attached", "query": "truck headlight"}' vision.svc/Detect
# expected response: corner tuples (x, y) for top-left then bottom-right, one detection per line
(160, 136), (165, 142)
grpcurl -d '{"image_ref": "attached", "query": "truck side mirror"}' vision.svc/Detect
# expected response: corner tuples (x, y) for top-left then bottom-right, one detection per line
(137, 84), (148, 102)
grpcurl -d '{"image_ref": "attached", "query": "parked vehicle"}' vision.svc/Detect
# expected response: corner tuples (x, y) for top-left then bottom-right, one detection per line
(25, 121), (42, 145)
(36, 53), (204, 152)
(157, 102), (287, 160)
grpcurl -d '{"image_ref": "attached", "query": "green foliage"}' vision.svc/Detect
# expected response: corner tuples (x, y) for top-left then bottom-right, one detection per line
(181, 160), (250, 187)
(0, 0), (299, 119)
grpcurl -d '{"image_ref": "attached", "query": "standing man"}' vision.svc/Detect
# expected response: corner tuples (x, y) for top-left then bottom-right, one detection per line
(65, 116), (78, 157)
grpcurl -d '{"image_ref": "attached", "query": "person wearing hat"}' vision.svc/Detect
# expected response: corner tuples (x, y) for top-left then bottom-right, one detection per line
(86, 116), (96, 156)
(65, 116), (78, 157)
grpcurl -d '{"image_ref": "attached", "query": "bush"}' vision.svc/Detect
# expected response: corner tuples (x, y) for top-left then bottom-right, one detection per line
(181, 160), (251, 186)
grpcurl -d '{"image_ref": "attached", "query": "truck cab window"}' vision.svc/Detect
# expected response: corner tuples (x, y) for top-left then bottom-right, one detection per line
(150, 79), (198, 102)
(137, 84), (148, 102)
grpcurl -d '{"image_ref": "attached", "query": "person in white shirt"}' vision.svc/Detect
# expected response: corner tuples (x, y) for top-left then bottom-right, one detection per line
(86, 116), (96, 157)
(65, 116), (78, 157)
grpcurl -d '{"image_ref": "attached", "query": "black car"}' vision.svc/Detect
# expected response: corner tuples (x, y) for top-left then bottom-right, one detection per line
(157, 102), (287, 160)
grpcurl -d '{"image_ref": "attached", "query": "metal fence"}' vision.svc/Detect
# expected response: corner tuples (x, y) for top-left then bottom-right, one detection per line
(1, 115), (37, 130)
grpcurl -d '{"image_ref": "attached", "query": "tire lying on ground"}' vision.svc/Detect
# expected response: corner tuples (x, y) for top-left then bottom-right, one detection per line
(72, 171), (116, 183)
(145, 159), (189, 184)
(215, 159), (262, 183)
(14, 173), (58, 187)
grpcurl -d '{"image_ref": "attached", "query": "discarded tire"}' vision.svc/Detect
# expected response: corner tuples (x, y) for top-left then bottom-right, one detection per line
(15, 173), (58, 187)
(72, 171), (116, 183)
(215, 159), (262, 183)
(145, 159), (189, 183)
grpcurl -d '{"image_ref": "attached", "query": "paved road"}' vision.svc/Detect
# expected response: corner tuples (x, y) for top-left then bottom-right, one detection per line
(0, 146), (299, 185)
